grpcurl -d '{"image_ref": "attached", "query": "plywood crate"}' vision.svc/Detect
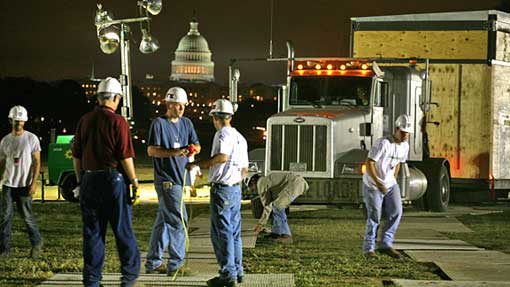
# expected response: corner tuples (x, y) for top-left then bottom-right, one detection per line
(351, 10), (510, 186)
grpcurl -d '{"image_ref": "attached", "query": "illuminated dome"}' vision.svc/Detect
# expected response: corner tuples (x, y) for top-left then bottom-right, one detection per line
(170, 18), (214, 82)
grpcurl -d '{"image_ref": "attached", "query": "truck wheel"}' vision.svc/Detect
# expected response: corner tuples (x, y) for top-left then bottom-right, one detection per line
(59, 173), (79, 203)
(251, 197), (264, 219)
(427, 165), (450, 212)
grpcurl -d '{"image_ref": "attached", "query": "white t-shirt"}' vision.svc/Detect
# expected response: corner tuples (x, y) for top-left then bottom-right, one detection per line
(0, 131), (41, 188)
(362, 136), (409, 190)
(208, 126), (248, 186)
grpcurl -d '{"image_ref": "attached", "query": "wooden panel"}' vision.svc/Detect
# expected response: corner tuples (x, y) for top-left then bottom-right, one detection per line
(425, 64), (491, 179)
(353, 31), (487, 59)
(491, 64), (510, 179)
(426, 65), (460, 176)
(458, 65), (491, 179)
(496, 31), (510, 62)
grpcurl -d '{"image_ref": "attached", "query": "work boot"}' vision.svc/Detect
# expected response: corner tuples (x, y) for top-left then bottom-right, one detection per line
(274, 234), (293, 244)
(145, 264), (167, 274)
(206, 276), (236, 287)
(364, 251), (378, 259)
(168, 266), (198, 277)
(378, 247), (402, 259)
(237, 275), (243, 283)
(30, 242), (43, 259)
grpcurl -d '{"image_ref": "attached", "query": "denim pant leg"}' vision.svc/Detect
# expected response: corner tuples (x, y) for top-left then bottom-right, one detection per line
(380, 184), (402, 249)
(15, 193), (42, 246)
(146, 184), (187, 271)
(362, 184), (384, 253)
(81, 174), (109, 287)
(0, 186), (14, 254)
(108, 172), (140, 286)
(271, 207), (291, 236)
(210, 185), (237, 280)
(231, 186), (243, 278)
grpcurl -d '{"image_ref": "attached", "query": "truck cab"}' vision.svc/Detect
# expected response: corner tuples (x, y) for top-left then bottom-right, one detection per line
(261, 57), (449, 211)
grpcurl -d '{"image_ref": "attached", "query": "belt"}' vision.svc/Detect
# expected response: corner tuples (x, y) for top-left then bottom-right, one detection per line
(84, 168), (117, 173)
(211, 182), (240, 188)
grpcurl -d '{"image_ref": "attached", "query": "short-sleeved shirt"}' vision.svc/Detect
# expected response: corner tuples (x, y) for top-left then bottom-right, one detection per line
(72, 106), (134, 170)
(362, 136), (409, 190)
(148, 116), (199, 186)
(208, 126), (248, 186)
(0, 131), (41, 188)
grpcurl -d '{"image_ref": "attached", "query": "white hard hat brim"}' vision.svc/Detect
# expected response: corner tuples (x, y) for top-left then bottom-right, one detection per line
(399, 127), (413, 133)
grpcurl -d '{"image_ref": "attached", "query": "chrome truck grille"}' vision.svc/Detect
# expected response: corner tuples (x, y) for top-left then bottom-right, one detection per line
(269, 124), (327, 172)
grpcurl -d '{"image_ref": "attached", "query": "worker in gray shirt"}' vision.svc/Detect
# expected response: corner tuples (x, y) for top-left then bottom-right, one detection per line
(248, 173), (308, 243)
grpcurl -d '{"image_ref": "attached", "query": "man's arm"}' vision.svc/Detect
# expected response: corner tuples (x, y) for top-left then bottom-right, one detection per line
(366, 159), (387, 193)
(147, 145), (188, 158)
(29, 152), (41, 196)
(120, 157), (139, 188)
(394, 163), (401, 178)
(0, 158), (5, 186)
(72, 157), (81, 183)
(187, 153), (228, 170)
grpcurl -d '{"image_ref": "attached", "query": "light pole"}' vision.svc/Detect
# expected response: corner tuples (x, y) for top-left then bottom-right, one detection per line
(94, 1), (162, 120)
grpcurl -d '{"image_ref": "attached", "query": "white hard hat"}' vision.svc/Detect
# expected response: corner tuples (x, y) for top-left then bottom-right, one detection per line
(209, 99), (234, 117)
(395, 114), (413, 133)
(97, 77), (123, 96)
(165, 87), (187, 103)
(8, 105), (28, 121)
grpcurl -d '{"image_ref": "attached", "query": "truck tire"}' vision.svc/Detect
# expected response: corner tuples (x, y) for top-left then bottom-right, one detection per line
(59, 173), (79, 203)
(427, 165), (450, 212)
(251, 197), (264, 219)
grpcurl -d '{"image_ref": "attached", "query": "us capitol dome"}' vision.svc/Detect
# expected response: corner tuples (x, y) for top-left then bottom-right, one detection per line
(170, 18), (215, 82)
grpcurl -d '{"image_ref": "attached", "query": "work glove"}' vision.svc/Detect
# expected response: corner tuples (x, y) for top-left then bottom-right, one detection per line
(129, 185), (140, 205)
(72, 186), (80, 199)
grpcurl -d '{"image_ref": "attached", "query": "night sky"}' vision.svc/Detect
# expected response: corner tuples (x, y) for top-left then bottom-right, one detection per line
(0, 0), (505, 85)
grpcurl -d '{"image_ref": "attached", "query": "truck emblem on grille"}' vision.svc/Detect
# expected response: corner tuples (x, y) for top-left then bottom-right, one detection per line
(294, 117), (305, 123)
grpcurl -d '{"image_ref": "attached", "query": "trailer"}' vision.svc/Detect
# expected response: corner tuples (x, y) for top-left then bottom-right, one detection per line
(350, 10), (510, 202)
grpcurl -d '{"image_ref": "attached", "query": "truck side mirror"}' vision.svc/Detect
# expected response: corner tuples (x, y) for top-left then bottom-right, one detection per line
(360, 122), (372, 136)
(420, 79), (432, 112)
(380, 82), (389, 107)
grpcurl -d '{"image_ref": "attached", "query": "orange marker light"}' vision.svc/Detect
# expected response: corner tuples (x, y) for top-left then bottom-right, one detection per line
(297, 64), (304, 70)
(361, 64), (368, 70)
(327, 64), (333, 70)
(315, 64), (321, 70)
(340, 64), (346, 70)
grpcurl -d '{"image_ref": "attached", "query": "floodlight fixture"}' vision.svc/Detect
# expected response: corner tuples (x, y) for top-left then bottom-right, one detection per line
(139, 29), (160, 54)
(138, 0), (162, 15)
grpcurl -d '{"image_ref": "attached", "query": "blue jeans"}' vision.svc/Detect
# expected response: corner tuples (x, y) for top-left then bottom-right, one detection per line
(210, 184), (243, 280)
(272, 207), (291, 236)
(0, 185), (42, 254)
(145, 183), (187, 272)
(362, 183), (402, 253)
(80, 170), (140, 287)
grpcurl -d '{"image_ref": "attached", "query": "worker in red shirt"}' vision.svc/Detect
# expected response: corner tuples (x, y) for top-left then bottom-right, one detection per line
(72, 77), (140, 287)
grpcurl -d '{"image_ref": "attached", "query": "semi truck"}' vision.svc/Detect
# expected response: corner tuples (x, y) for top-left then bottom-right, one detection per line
(238, 44), (448, 212)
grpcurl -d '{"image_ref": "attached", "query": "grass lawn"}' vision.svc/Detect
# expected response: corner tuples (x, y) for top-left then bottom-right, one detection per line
(0, 203), (508, 286)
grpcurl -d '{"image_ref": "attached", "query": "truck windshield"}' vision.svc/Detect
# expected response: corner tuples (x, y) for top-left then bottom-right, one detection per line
(290, 76), (372, 107)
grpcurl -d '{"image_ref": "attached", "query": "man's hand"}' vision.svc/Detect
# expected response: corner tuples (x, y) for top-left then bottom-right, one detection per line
(129, 185), (140, 205)
(186, 162), (198, 171)
(376, 182), (388, 194)
(29, 184), (37, 196)
(72, 186), (80, 199)
(254, 223), (264, 234)
(178, 148), (189, 157)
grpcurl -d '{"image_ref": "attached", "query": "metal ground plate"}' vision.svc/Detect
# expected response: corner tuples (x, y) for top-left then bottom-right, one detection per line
(390, 279), (510, 287)
(435, 262), (510, 281)
(399, 217), (473, 233)
(405, 250), (510, 264)
(38, 273), (295, 286)
(393, 239), (483, 251)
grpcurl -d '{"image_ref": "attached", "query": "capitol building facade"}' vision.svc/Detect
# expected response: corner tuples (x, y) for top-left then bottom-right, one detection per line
(170, 18), (215, 82)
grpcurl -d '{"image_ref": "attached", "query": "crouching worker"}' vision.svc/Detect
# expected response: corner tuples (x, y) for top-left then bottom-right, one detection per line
(249, 173), (309, 244)
(362, 114), (411, 259)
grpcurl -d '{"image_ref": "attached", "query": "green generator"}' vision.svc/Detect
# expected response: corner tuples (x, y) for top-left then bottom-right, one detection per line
(47, 135), (78, 202)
